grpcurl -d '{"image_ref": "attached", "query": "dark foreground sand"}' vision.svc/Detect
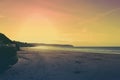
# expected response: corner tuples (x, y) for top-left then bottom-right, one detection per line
(0, 48), (120, 80)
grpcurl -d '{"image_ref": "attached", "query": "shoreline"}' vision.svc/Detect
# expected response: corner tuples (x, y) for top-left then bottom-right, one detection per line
(0, 48), (120, 80)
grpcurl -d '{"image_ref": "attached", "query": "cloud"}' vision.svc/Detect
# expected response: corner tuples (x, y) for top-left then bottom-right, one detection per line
(79, 8), (120, 25)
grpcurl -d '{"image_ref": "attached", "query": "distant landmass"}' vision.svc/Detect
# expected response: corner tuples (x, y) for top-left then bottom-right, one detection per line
(29, 43), (74, 48)
(14, 42), (74, 48)
(0, 33), (74, 48)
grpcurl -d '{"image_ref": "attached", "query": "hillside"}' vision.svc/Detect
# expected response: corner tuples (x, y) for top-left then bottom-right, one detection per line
(0, 33), (13, 44)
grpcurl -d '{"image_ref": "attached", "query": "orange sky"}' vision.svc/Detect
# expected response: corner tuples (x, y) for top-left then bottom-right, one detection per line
(0, 0), (120, 46)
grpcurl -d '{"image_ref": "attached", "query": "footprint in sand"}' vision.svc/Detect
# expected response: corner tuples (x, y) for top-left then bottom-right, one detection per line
(75, 60), (82, 64)
(73, 70), (81, 74)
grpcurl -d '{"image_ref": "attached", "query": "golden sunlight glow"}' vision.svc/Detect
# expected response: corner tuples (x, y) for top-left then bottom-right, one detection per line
(0, 0), (120, 46)
(16, 13), (60, 43)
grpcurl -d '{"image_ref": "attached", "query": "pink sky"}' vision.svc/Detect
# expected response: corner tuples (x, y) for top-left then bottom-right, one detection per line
(0, 0), (120, 46)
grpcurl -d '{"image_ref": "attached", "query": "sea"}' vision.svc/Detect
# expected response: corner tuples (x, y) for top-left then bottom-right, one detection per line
(30, 46), (120, 54)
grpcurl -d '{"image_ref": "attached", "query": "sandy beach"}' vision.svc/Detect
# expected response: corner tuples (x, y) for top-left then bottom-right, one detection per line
(0, 47), (120, 80)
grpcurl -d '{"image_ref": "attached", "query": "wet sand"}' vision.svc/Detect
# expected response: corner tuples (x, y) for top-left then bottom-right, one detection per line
(1, 48), (120, 80)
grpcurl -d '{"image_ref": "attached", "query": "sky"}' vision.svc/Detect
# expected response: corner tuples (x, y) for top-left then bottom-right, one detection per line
(0, 0), (120, 46)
